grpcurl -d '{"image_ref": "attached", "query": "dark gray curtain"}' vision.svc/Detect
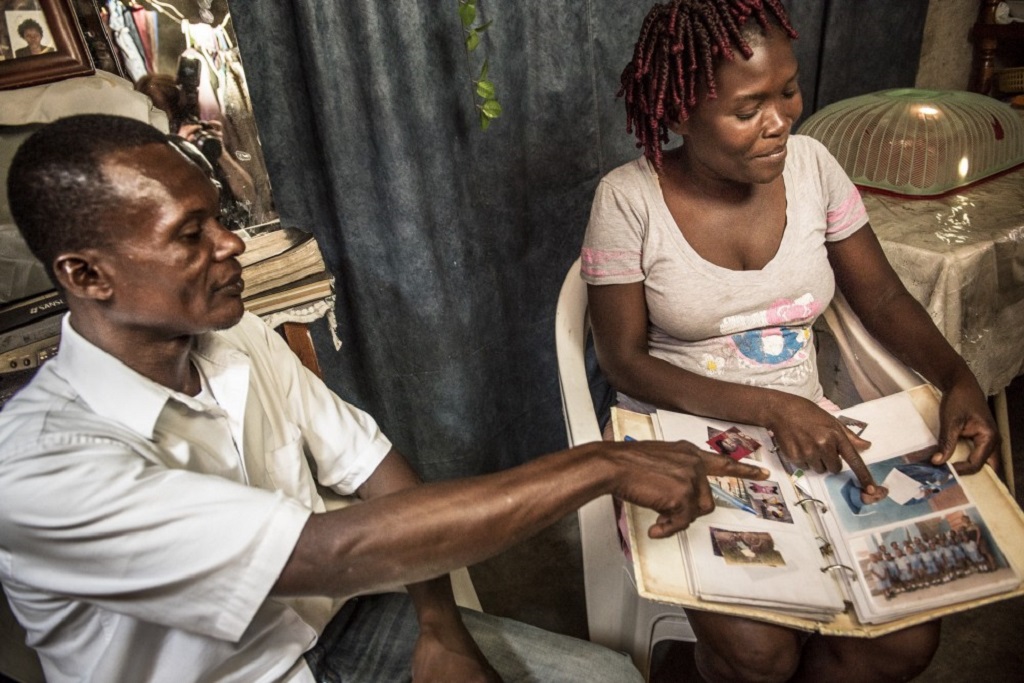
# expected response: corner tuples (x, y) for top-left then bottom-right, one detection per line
(232, 1), (927, 481)
(787, 0), (930, 122)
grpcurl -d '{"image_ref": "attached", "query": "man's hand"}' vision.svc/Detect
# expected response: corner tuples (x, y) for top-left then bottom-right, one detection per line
(601, 440), (769, 539)
(411, 615), (501, 683)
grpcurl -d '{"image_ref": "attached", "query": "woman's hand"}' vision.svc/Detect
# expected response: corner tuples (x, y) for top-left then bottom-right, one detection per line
(931, 376), (1000, 475)
(764, 392), (879, 492)
(828, 227), (1000, 478)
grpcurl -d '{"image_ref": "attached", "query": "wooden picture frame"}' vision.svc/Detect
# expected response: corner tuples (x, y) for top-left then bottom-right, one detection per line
(0, 0), (95, 90)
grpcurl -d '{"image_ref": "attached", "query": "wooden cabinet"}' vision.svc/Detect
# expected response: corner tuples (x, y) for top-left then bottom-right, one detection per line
(971, 0), (1024, 94)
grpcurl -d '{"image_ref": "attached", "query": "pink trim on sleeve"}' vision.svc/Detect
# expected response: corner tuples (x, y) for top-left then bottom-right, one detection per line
(825, 188), (867, 236)
(580, 247), (643, 279)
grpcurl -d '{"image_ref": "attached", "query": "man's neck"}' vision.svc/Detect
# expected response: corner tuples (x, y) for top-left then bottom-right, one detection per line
(67, 307), (200, 395)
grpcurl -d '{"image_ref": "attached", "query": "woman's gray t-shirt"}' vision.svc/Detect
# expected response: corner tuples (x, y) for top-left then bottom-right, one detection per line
(581, 135), (868, 403)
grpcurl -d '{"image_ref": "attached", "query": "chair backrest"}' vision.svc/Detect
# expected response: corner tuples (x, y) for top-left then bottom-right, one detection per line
(820, 292), (922, 401)
(555, 259), (603, 447)
(555, 258), (632, 649)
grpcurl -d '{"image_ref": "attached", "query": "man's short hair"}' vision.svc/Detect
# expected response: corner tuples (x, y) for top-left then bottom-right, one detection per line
(7, 114), (170, 279)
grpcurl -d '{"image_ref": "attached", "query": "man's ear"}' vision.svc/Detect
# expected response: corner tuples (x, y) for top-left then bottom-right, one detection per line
(53, 251), (113, 301)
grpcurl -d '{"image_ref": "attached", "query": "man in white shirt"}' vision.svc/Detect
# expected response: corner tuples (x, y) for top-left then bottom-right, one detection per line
(0, 114), (765, 682)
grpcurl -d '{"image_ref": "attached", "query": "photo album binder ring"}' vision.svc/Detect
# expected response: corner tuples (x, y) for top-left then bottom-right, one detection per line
(821, 564), (857, 577)
(615, 385), (1024, 637)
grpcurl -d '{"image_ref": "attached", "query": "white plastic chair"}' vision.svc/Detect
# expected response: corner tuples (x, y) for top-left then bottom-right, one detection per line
(555, 258), (695, 680)
(554, 257), (1012, 680)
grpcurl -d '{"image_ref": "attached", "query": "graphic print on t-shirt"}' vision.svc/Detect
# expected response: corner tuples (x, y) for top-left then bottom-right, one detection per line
(719, 294), (821, 368)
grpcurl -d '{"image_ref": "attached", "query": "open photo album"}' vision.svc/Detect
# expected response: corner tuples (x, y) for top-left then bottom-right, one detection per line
(619, 386), (1024, 634)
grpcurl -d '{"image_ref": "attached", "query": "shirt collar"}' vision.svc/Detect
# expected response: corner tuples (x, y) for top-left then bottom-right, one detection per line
(54, 314), (246, 439)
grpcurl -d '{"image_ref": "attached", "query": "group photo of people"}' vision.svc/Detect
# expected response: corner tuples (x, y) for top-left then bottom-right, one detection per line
(858, 510), (1010, 604)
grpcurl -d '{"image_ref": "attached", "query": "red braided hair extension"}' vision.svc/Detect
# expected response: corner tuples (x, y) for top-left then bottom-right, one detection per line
(618, 0), (797, 170)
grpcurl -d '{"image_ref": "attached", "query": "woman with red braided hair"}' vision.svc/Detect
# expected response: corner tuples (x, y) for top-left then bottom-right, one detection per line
(582, 1), (999, 680)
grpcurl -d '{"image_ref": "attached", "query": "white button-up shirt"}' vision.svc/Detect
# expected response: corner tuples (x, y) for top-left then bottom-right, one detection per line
(0, 312), (392, 683)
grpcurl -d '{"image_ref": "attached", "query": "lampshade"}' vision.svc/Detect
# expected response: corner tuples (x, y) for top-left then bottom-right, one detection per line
(797, 89), (1024, 197)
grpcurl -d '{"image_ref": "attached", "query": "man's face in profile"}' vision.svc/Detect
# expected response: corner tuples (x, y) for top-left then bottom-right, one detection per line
(93, 143), (247, 338)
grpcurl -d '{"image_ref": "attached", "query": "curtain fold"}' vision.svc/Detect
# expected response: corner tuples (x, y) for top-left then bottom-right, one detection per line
(231, 1), (927, 480)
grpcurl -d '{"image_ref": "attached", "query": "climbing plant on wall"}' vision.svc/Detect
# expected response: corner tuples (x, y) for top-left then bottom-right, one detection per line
(458, 0), (502, 130)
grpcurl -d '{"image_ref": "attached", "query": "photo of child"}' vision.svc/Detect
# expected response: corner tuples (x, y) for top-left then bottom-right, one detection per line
(824, 446), (968, 534)
(746, 480), (794, 524)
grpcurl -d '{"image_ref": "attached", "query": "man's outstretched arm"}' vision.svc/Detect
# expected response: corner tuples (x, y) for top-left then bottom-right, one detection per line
(273, 440), (766, 598)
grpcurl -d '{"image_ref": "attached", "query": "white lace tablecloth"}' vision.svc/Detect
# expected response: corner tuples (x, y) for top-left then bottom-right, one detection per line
(865, 166), (1024, 396)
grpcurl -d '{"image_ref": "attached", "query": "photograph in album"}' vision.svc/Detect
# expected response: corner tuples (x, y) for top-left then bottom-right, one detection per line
(706, 426), (763, 460)
(823, 446), (969, 534)
(709, 527), (787, 567)
(848, 507), (1015, 616)
(708, 475), (794, 524)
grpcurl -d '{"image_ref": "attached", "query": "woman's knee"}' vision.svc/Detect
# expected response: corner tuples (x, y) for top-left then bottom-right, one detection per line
(689, 613), (803, 683)
(818, 621), (941, 682)
(870, 622), (941, 681)
(695, 637), (801, 683)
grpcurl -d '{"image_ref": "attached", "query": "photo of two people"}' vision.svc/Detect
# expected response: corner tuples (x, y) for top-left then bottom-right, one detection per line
(709, 527), (787, 568)
(706, 425), (762, 460)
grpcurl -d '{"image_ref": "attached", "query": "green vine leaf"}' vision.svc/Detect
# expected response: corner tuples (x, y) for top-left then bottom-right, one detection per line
(476, 79), (496, 99)
(459, 1), (501, 131)
(479, 99), (502, 119)
(458, 1), (476, 27)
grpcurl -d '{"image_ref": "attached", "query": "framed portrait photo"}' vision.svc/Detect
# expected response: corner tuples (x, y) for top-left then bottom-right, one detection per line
(0, 0), (94, 90)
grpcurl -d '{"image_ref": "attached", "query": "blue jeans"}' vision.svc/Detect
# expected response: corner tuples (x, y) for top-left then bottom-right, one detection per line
(304, 592), (642, 682)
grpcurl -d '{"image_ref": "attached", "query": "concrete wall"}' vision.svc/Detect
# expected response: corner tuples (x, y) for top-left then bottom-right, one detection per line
(916, 0), (978, 90)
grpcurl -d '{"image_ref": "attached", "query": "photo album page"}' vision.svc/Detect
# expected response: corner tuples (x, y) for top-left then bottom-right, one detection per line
(653, 410), (845, 620)
(801, 391), (1021, 624)
(651, 389), (1021, 626)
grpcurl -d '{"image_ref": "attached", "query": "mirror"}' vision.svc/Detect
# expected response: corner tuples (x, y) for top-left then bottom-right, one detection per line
(0, 0), (278, 305)
(89, 0), (278, 232)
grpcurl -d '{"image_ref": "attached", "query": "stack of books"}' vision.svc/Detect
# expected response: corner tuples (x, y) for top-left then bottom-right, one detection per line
(237, 224), (334, 317)
(0, 224), (333, 407)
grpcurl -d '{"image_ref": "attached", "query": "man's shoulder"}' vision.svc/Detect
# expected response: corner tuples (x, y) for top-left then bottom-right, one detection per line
(0, 363), (145, 460)
(0, 366), (83, 456)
